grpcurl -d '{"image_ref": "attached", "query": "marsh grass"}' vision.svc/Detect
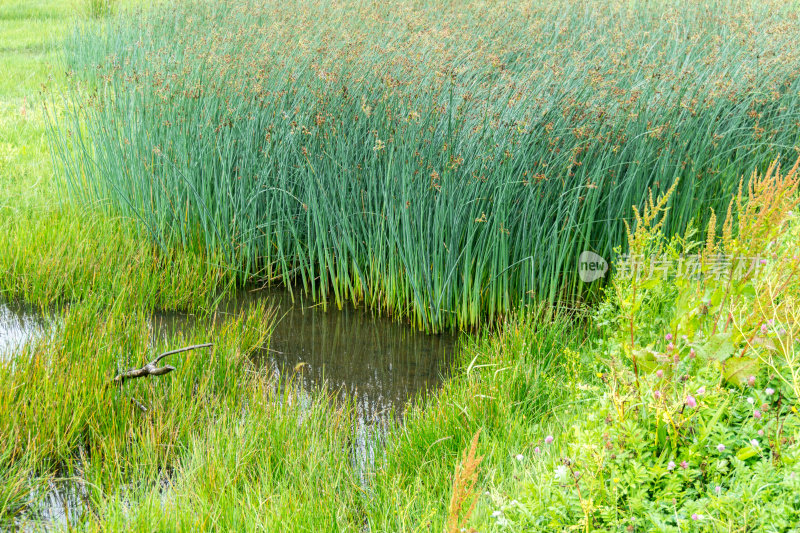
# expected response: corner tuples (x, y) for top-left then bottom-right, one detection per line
(0, 206), (234, 310)
(0, 295), (369, 531)
(54, 0), (800, 331)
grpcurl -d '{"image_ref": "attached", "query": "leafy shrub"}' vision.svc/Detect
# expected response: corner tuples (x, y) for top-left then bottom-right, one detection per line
(482, 160), (800, 531)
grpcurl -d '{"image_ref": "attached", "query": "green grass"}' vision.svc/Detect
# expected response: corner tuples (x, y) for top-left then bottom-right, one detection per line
(2, 1), (800, 531)
(1, 296), (374, 531)
(53, 0), (800, 331)
(0, 297), (586, 531)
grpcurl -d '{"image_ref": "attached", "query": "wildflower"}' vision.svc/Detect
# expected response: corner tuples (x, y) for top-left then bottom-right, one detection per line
(510, 500), (519, 506)
(717, 443), (726, 452)
(754, 409), (762, 419)
(667, 342), (675, 352)
(760, 258), (767, 265)
(491, 510), (503, 518)
(697, 386), (706, 395)
(686, 395), (697, 408)
(653, 390), (662, 400)
(544, 435), (554, 445)
(761, 403), (769, 411)
(692, 513), (702, 521)
(761, 323), (768, 334)
(715, 486), (722, 495)
(747, 397), (754, 405)
(689, 348), (696, 359)
(656, 369), (664, 378)
(766, 387), (775, 396)
(747, 375), (756, 386)
(613, 477), (620, 483)
(673, 354), (680, 364)
(758, 429), (764, 436)
(667, 461), (676, 471)
(665, 333), (673, 341)
(534, 446), (541, 454)
(750, 439), (759, 448)
(680, 461), (688, 469)
(515, 454), (524, 461)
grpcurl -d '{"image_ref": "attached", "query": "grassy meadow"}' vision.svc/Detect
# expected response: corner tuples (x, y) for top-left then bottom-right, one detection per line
(1, 0), (799, 531)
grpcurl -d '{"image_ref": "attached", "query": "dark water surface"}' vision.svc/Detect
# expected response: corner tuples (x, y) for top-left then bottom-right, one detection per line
(152, 288), (458, 423)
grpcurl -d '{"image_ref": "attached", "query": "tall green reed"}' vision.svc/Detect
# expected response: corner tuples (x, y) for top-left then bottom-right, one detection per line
(52, 0), (800, 331)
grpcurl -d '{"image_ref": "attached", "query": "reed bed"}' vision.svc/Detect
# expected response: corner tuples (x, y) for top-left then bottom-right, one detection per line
(52, 0), (800, 331)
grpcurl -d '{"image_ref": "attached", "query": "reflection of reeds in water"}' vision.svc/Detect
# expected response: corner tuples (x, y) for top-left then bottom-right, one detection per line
(53, 0), (800, 332)
(150, 288), (457, 424)
(0, 302), (46, 357)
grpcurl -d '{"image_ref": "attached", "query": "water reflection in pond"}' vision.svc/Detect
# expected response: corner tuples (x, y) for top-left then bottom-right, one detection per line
(0, 300), (46, 356)
(152, 289), (457, 424)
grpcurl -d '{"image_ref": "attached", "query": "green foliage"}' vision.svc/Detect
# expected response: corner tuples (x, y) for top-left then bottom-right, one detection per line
(480, 164), (800, 531)
(52, 0), (800, 331)
(0, 206), (233, 310)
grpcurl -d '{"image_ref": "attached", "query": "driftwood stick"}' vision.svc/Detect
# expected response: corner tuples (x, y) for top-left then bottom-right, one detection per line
(112, 343), (213, 385)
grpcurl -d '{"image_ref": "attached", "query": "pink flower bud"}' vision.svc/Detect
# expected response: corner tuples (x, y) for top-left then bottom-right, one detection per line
(680, 460), (688, 469)
(686, 395), (697, 408)
(747, 375), (756, 386)
(765, 387), (775, 396)
(697, 386), (706, 395)
(665, 333), (673, 341)
(544, 435), (554, 445)
(717, 443), (726, 452)
(656, 369), (664, 378)
(753, 409), (762, 419)
(654, 390), (662, 399)
(667, 342), (675, 352)
(667, 461), (676, 470)
(758, 429), (764, 436)
(689, 348), (696, 359)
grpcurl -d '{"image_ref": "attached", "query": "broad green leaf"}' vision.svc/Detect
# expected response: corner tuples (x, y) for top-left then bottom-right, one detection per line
(723, 357), (761, 386)
(700, 332), (734, 362)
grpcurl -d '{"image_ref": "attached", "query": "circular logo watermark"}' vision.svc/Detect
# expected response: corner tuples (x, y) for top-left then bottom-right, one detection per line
(578, 251), (608, 282)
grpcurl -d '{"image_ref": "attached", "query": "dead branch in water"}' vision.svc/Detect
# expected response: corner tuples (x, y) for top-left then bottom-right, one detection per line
(112, 343), (213, 385)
